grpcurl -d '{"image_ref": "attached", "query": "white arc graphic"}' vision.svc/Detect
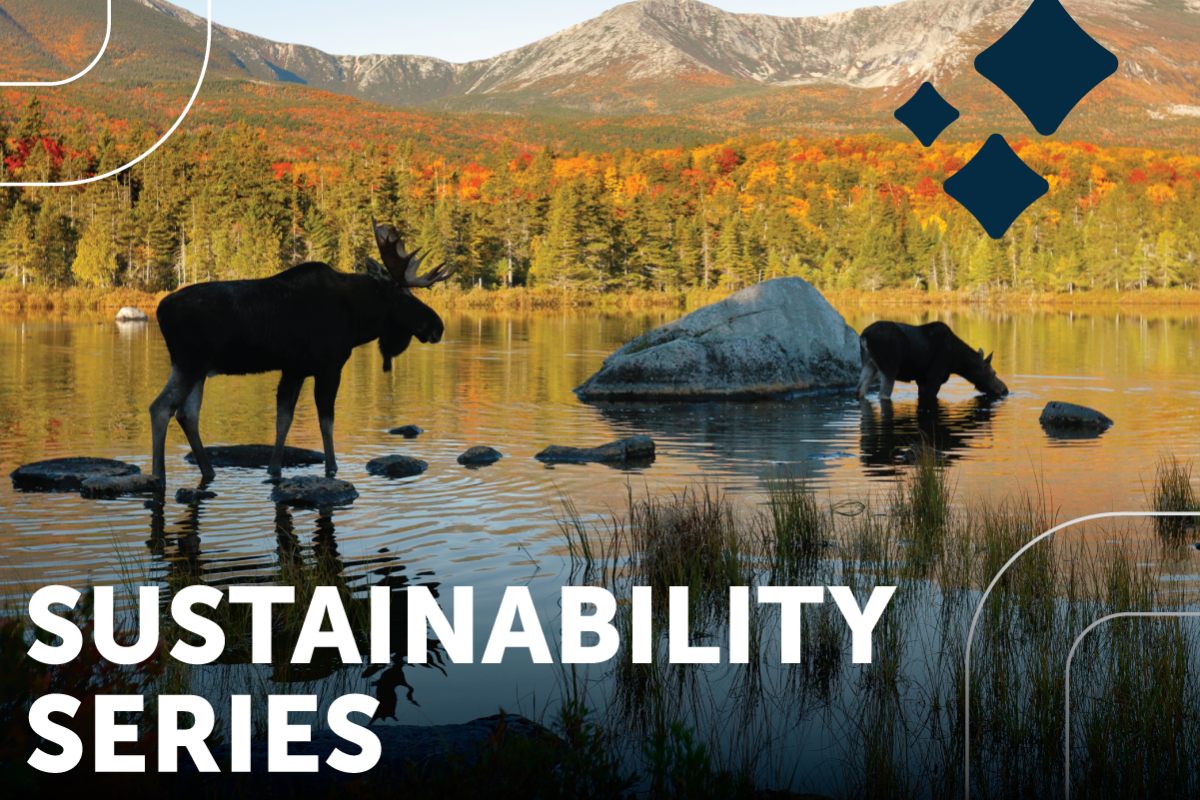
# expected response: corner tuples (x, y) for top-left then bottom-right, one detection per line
(0, 0), (112, 88)
(964, 510), (1200, 800)
(0, 0), (212, 188)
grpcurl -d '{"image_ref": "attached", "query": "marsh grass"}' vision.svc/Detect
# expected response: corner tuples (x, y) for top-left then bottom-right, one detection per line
(559, 456), (1200, 799)
(1152, 454), (1199, 545)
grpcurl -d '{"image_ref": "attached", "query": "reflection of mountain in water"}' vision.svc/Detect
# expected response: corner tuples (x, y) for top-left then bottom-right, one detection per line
(146, 499), (448, 713)
(858, 396), (1004, 477)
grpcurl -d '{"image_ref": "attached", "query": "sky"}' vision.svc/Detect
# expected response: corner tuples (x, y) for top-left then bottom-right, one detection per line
(170, 0), (882, 63)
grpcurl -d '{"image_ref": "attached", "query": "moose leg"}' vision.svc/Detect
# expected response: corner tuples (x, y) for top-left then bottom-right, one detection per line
(917, 382), (941, 403)
(150, 366), (199, 483)
(175, 376), (214, 482)
(856, 360), (879, 400)
(268, 373), (305, 477)
(878, 373), (897, 402)
(313, 369), (343, 478)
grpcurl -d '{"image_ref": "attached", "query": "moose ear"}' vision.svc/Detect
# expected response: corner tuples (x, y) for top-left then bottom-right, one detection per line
(365, 257), (391, 283)
(985, 352), (993, 364)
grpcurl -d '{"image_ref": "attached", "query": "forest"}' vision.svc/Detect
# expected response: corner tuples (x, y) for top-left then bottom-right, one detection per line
(3, 93), (1199, 296)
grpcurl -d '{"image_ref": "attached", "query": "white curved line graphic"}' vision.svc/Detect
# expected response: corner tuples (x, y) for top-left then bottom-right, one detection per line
(0, 0), (211, 188)
(963, 510), (1200, 800)
(0, 0), (111, 87)
(1063, 610), (1200, 800)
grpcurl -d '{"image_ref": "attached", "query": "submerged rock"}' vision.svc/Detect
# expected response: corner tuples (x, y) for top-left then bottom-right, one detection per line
(11, 457), (140, 492)
(175, 487), (217, 504)
(388, 425), (424, 438)
(458, 446), (503, 466)
(535, 435), (655, 465)
(80, 474), (163, 498)
(185, 445), (324, 468)
(270, 476), (358, 507)
(114, 306), (149, 322)
(1039, 401), (1113, 429)
(574, 277), (861, 401)
(366, 454), (429, 478)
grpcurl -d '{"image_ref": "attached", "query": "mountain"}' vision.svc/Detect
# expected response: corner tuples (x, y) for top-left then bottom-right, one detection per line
(2, 0), (1200, 148)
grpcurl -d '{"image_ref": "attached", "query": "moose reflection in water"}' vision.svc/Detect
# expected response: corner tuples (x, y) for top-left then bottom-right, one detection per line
(143, 499), (448, 713)
(858, 395), (1004, 476)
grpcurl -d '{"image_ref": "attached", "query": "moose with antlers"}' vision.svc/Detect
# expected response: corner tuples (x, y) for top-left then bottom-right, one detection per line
(150, 219), (456, 483)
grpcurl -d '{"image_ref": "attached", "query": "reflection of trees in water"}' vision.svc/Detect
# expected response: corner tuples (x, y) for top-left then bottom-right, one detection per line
(144, 499), (449, 715)
(858, 395), (1004, 477)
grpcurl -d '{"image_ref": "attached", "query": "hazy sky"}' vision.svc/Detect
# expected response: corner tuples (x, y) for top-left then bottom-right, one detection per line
(170, 1), (882, 62)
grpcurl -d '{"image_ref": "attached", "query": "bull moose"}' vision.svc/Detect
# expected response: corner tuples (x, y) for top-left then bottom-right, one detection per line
(150, 219), (455, 483)
(856, 321), (1008, 402)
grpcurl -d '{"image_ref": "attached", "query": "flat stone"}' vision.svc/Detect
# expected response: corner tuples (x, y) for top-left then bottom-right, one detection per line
(114, 306), (148, 322)
(11, 457), (140, 492)
(535, 435), (655, 465)
(175, 487), (217, 504)
(80, 474), (163, 498)
(366, 455), (429, 478)
(575, 277), (861, 401)
(185, 445), (324, 468)
(388, 425), (424, 438)
(458, 446), (503, 466)
(1039, 401), (1113, 429)
(270, 476), (358, 507)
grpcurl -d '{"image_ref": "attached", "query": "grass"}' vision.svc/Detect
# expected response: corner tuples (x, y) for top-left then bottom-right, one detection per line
(558, 456), (1200, 798)
(1152, 454), (1199, 545)
(6, 459), (1200, 797)
(5, 282), (1200, 317)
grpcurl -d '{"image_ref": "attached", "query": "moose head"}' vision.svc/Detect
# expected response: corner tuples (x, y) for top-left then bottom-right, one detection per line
(367, 217), (457, 371)
(969, 348), (1009, 397)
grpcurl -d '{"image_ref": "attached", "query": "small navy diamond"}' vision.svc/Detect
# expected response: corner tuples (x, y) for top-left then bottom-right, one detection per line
(943, 135), (1048, 239)
(974, 0), (1118, 136)
(894, 82), (960, 146)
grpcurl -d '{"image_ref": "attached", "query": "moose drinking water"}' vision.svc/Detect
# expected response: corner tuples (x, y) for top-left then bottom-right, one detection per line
(149, 219), (456, 484)
(856, 321), (1008, 402)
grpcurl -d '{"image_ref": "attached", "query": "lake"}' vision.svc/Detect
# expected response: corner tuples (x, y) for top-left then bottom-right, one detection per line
(4, 302), (1200, 790)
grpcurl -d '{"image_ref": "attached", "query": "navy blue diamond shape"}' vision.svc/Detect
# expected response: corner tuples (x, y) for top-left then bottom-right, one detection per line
(894, 82), (960, 146)
(974, 0), (1118, 136)
(943, 134), (1048, 239)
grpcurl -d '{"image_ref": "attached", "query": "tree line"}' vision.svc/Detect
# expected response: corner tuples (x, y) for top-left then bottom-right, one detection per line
(3, 94), (1199, 295)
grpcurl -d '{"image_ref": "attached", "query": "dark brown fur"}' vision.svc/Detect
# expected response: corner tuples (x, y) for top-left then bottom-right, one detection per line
(856, 321), (1008, 402)
(150, 261), (444, 483)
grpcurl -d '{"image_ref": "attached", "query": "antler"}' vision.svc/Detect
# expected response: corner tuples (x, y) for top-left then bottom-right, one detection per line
(371, 217), (457, 288)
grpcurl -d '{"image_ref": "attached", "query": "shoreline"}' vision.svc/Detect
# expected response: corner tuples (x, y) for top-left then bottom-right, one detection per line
(3, 284), (1200, 316)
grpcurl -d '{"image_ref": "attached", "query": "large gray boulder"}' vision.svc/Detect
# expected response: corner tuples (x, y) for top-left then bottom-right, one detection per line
(574, 278), (861, 401)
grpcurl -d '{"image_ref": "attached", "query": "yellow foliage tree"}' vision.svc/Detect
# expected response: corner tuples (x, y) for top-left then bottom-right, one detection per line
(71, 224), (119, 287)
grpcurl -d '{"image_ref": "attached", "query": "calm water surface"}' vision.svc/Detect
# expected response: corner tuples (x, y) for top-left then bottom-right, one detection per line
(3, 304), (1200, 736)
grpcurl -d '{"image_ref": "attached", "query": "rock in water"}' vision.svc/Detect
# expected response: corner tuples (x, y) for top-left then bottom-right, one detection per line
(11, 457), (141, 492)
(388, 425), (424, 438)
(535, 435), (655, 465)
(574, 277), (861, 401)
(366, 455), (429, 478)
(458, 446), (503, 466)
(1039, 401), (1113, 429)
(115, 306), (149, 322)
(270, 477), (358, 507)
(175, 487), (217, 504)
(185, 445), (324, 468)
(80, 474), (163, 498)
